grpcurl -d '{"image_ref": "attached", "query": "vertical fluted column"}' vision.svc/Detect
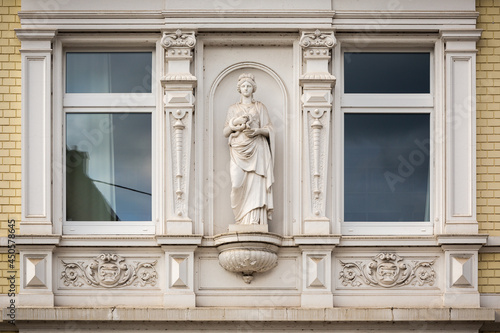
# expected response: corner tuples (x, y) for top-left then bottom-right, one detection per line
(299, 30), (336, 235)
(161, 30), (197, 235)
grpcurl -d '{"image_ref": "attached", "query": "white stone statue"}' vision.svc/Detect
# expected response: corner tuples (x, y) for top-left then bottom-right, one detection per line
(223, 73), (275, 225)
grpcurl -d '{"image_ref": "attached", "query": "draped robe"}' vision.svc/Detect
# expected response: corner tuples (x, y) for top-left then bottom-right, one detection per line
(224, 101), (275, 224)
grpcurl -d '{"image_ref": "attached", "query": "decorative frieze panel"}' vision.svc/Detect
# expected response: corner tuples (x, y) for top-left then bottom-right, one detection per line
(61, 253), (158, 288)
(339, 253), (436, 288)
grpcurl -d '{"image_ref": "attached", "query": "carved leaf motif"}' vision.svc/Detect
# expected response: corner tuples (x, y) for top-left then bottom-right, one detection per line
(61, 254), (158, 288)
(339, 253), (436, 288)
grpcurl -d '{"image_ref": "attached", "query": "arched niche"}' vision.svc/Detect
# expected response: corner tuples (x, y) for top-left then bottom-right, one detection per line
(209, 62), (288, 235)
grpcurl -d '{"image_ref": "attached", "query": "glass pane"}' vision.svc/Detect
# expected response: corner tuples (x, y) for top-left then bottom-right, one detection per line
(66, 52), (152, 93)
(344, 113), (430, 222)
(344, 52), (430, 93)
(66, 113), (152, 221)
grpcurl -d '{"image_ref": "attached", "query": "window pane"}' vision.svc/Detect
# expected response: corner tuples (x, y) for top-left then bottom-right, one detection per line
(344, 53), (430, 93)
(66, 113), (152, 221)
(66, 52), (152, 93)
(344, 113), (430, 222)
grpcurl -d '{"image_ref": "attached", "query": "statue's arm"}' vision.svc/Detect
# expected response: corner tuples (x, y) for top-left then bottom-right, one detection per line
(223, 124), (233, 138)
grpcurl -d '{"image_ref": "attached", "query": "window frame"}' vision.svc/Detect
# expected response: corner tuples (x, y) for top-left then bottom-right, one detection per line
(52, 36), (162, 236)
(334, 37), (441, 236)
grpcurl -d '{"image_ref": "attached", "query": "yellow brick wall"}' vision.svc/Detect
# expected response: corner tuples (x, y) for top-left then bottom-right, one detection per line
(0, 0), (21, 298)
(477, 0), (500, 236)
(479, 253), (500, 293)
(477, 0), (500, 295)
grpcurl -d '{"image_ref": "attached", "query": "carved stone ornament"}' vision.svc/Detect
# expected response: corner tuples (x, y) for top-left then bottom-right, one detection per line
(339, 253), (436, 288)
(161, 29), (196, 49)
(299, 29), (336, 49)
(217, 242), (278, 284)
(61, 253), (158, 288)
(214, 233), (281, 284)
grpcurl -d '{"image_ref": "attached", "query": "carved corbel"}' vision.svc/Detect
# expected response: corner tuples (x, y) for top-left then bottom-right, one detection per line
(161, 30), (197, 234)
(300, 30), (336, 234)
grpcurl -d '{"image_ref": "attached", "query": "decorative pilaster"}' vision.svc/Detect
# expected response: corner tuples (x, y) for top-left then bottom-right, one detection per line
(161, 30), (197, 235)
(299, 30), (336, 234)
(16, 30), (57, 234)
(441, 30), (481, 234)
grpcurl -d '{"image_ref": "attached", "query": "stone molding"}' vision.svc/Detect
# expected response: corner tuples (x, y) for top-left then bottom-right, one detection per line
(8, 307), (495, 322)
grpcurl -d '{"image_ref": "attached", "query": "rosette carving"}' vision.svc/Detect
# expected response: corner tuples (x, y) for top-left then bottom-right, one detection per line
(61, 253), (158, 288)
(339, 253), (436, 288)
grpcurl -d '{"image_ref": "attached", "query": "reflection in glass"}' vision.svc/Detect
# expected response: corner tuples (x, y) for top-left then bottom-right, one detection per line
(66, 113), (152, 221)
(344, 114), (430, 222)
(344, 52), (430, 94)
(66, 52), (152, 93)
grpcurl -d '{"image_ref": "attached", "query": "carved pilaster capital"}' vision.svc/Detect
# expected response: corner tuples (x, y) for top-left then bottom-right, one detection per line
(161, 29), (196, 50)
(299, 29), (336, 49)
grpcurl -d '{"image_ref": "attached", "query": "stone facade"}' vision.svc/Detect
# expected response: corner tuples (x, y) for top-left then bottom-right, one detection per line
(0, 0), (499, 332)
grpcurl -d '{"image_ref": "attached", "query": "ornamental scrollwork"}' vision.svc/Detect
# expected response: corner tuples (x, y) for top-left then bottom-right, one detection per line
(61, 253), (158, 288)
(339, 253), (436, 288)
(299, 29), (336, 49)
(161, 29), (196, 49)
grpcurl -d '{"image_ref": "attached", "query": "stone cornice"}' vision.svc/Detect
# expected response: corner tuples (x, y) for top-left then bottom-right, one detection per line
(5, 307), (495, 322)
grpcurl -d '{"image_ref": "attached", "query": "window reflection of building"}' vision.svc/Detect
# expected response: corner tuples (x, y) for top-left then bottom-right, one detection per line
(66, 147), (119, 221)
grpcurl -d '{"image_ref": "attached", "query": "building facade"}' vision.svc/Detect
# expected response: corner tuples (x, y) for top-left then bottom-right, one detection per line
(0, 0), (500, 331)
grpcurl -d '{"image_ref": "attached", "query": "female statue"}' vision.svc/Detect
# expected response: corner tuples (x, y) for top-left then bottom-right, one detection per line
(223, 73), (275, 225)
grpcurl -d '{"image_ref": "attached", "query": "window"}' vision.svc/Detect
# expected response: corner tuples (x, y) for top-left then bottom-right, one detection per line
(63, 51), (156, 234)
(341, 51), (434, 235)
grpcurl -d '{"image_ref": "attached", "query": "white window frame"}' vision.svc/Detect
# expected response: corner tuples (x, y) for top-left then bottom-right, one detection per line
(334, 35), (443, 236)
(52, 35), (163, 235)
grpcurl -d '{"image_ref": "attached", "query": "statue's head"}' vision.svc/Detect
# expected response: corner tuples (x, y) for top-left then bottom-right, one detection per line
(237, 73), (257, 94)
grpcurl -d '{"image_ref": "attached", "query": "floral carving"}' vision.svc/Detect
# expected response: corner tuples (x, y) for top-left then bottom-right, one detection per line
(339, 253), (436, 288)
(61, 253), (158, 288)
(299, 29), (336, 49)
(161, 29), (196, 49)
